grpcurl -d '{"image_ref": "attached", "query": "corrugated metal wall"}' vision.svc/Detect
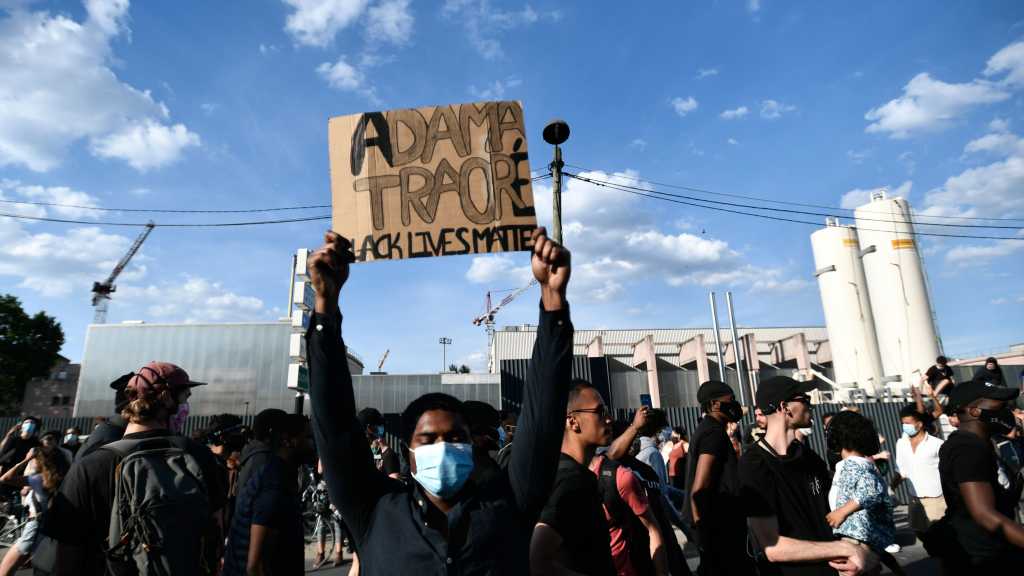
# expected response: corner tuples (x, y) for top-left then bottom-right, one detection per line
(351, 374), (501, 413)
(499, 357), (609, 411)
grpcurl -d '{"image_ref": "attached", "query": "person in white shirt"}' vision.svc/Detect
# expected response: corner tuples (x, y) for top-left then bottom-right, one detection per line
(893, 405), (946, 533)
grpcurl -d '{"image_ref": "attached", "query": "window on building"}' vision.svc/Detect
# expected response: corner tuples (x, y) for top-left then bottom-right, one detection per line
(61, 396), (71, 406)
(50, 396), (60, 406)
(56, 371), (67, 381)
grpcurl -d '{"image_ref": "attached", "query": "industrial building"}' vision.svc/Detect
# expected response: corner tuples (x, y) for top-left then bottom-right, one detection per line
(75, 320), (365, 417)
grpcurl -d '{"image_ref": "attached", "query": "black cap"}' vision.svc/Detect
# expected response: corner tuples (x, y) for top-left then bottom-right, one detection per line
(698, 380), (735, 404)
(946, 380), (1019, 413)
(756, 376), (817, 412)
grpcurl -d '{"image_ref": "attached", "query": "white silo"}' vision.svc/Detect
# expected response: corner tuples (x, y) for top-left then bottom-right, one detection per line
(811, 218), (885, 395)
(854, 191), (941, 391)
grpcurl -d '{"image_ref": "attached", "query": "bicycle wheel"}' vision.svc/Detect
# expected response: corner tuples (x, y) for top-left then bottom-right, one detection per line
(0, 520), (25, 548)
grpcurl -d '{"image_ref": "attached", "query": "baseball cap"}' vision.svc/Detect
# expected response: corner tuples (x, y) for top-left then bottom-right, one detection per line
(946, 380), (1019, 413)
(755, 376), (817, 412)
(126, 362), (206, 396)
(697, 380), (736, 404)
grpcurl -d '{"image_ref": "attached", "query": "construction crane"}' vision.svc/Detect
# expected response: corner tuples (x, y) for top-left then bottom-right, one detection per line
(91, 221), (156, 324)
(377, 349), (390, 372)
(472, 279), (537, 373)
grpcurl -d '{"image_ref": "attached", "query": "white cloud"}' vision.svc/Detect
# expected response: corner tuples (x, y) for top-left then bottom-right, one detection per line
(983, 40), (1024, 87)
(696, 68), (719, 79)
(840, 181), (912, 210)
(119, 275), (267, 323)
(465, 255), (531, 285)
(671, 96), (699, 117)
(91, 120), (200, 171)
(760, 99), (796, 119)
(629, 139), (648, 151)
(864, 73), (1007, 138)
(468, 76), (522, 100)
(945, 235), (1024, 266)
(727, 138), (739, 145)
(200, 103), (218, 115)
(317, 55), (379, 102)
(846, 149), (870, 164)
(990, 297), (1008, 305)
(748, 0), (761, 12)
(516, 169), (806, 301)
(443, 0), (559, 60)
(720, 106), (749, 120)
(258, 43), (279, 54)
(4, 182), (102, 219)
(0, 0), (199, 172)
(366, 0), (413, 45)
(282, 0), (370, 47)
(0, 220), (135, 297)
(919, 123), (1024, 220)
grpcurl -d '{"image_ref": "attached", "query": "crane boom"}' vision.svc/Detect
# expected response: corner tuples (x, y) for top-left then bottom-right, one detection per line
(92, 221), (155, 323)
(471, 278), (537, 372)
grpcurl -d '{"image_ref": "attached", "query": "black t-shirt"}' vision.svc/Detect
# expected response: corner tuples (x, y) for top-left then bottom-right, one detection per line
(926, 365), (954, 387)
(223, 455), (304, 576)
(939, 430), (1016, 562)
(374, 444), (400, 476)
(538, 454), (616, 576)
(0, 435), (40, 471)
(739, 440), (837, 576)
(683, 416), (742, 527)
(42, 429), (227, 576)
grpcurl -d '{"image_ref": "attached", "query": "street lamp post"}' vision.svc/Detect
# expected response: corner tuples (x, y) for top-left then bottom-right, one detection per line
(439, 337), (453, 373)
(543, 120), (571, 245)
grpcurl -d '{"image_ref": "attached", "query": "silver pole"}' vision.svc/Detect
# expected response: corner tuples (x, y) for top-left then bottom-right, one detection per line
(726, 291), (749, 405)
(287, 253), (297, 314)
(709, 292), (726, 381)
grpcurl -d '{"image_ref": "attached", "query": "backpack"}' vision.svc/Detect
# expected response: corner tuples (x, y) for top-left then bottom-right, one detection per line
(595, 456), (656, 576)
(103, 436), (212, 576)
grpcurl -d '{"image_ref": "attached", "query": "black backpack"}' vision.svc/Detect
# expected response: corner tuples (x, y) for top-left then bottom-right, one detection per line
(595, 456), (656, 576)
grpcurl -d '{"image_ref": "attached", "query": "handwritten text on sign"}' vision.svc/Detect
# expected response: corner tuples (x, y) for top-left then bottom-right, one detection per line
(328, 101), (537, 262)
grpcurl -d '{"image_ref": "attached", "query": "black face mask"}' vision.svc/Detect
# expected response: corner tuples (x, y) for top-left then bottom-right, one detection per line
(721, 400), (743, 423)
(979, 406), (1016, 435)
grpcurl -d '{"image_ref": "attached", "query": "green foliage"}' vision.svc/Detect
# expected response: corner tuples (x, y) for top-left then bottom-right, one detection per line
(0, 295), (65, 414)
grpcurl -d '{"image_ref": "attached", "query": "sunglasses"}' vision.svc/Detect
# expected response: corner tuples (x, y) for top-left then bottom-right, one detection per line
(568, 405), (610, 418)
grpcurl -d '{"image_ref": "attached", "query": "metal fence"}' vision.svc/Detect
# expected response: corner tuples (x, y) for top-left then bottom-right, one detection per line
(615, 401), (918, 503)
(0, 415), (257, 441)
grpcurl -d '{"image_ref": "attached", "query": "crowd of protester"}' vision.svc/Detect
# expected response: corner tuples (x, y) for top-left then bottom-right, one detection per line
(0, 229), (1019, 575)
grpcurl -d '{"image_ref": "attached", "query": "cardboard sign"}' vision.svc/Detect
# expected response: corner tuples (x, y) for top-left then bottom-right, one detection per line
(328, 101), (537, 262)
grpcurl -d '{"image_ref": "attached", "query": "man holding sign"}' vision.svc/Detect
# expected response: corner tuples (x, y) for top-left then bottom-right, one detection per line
(306, 226), (573, 575)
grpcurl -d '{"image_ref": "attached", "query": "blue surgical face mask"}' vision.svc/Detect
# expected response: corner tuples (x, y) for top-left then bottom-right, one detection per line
(902, 424), (919, 437)
(376, 425), (385, 439)
(412, 442), (475, 499)
(497, 425), (507, 447)
(22, 421), (36, 436)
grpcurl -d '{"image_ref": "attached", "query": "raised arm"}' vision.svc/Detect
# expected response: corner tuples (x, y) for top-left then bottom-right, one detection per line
(509, 228), (573, 522)
(605, 407), (648, 461)
(306, 231), (384, 540)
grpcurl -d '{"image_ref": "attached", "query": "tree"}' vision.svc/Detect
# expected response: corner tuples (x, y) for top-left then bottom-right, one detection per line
(0, 295), (64, 414)
(448, 363), (459, 373)
(458, 365), (470, 374)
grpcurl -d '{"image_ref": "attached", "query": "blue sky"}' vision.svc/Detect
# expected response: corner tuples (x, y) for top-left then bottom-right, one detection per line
(1, 0), (1022, 374)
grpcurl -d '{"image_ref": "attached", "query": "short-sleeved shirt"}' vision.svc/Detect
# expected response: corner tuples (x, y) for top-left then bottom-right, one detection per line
(828, 457), (895, 552)
(26, 474), (48, 518)
(683, 416), (741, 526)
(926, 365), (954, 387)
(939, 430), (1016, 562)
(539, 454), (616, 576)
(738, 440), (837, 576)
(41, 429), (227, 576)
(589, 455), (649, 576)
(223, 455), (304, 576)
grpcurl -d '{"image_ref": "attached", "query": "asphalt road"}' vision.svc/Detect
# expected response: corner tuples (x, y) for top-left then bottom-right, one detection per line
(14, 505), (942, 574)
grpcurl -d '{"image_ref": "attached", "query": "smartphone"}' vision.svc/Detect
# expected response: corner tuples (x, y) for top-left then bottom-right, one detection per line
(640, 394), (653, 409)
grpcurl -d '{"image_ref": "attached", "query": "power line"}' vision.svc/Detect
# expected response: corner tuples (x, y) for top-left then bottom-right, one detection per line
(565, 162), (1024, 224)
(0, 212), (331, 227)
(0, 199), (331, 214)
(565, 172), (1024, 232)
(564, 173), (1024, 242)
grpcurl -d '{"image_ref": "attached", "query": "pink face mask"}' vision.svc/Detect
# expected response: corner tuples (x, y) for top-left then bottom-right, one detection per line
(170, 402), (190, 433)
